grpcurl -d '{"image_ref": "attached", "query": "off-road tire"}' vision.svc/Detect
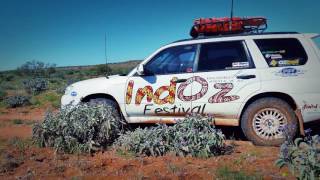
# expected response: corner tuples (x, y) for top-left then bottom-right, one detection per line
(241, 97), (298, 146)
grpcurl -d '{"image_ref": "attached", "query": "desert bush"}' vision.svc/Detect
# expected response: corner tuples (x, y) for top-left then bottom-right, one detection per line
(32, 103), (126, 154)
(3, 74), (15, 81)
(0, 88), (7, 101)
(22, 78), (48, 95)
(4, 95), (30, 108)
(17, 60), (56, 77)
(115, 115), (227, 157)
(276, 130), (320, 179)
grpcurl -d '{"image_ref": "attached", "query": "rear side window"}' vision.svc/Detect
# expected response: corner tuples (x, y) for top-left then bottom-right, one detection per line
(197, 41), (252, 72)
(254, 38), (308, 67)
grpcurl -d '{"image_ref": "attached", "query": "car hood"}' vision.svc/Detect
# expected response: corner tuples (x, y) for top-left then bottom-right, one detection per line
(70, 75), (128, 94)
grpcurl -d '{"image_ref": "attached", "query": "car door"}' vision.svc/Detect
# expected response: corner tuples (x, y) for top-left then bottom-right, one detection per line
(124, 44), (197, 121)
(191, 40), (261, 124)
(254, 37), (320, 122)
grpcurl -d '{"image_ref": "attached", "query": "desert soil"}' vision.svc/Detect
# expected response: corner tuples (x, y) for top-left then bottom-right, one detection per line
(0, 107), (298, 179)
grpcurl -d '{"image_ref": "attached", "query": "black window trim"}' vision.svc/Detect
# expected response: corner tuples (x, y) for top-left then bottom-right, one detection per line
(194, 40), (256, 73)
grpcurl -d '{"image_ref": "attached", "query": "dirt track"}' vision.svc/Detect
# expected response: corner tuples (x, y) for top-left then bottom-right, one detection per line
(0, 107), (296, 179)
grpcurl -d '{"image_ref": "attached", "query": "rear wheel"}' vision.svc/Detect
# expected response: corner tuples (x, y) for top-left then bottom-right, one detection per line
(241, 97), (298, 146)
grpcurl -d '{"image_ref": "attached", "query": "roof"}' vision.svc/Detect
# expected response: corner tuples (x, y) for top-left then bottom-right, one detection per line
(172, 32), (300, 44)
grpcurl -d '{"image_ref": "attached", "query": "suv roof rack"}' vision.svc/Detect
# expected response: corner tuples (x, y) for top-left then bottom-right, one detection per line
(172, 32), (300, 44)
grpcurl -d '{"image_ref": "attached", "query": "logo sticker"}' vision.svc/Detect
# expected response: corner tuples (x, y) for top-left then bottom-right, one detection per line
(232, 62), (249, 68)
(269, 59), (278, 67)
(71, 91), (77, 97)
(265, 54), (283, 59)
(278, 59), (300, 66)
(275, 67), (305, 77)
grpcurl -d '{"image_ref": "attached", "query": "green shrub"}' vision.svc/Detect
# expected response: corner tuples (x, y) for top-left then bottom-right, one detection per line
(115, 115), (227, 157)
(0, 88), (7, 101)
(276, 131), (320, 179)
(4, 95), (30, 108)
(216, 166), (262, 180)
(22, 78), (48, 95)
(3, 74), (14, 81)
(32, 103), (126, 154)
(17, 60), (56, 77)
(12, 119), (23, 125)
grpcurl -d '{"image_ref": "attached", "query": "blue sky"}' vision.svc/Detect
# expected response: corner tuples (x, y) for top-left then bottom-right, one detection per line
(0, 0), (319, 71)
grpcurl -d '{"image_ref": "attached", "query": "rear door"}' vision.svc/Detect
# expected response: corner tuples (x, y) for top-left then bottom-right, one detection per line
(254, 37), (320, 122)
(191, 40), (261, 124)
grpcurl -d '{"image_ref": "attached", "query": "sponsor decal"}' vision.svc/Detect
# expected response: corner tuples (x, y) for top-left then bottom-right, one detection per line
(177, 76), (208, 102)
(265, 54), (283, 59)
(302, 103), (320, 113)
(262, 50), (286, 54)
(134, 78), (177, 105)
(126, 76), (240, 115)
(232, 62), (249, 68)
(269, 59), (278, 67)
(278, 59), (300, 66)
(143, 104), (206, 115)
(125, 80), (134, 104)
(208, 83), (240, 103)
(275, 67), (305, 77)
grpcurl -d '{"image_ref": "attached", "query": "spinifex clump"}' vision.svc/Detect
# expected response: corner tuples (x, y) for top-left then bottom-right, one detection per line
(32, 103), (126, 153)
(115, 115), (228, 158)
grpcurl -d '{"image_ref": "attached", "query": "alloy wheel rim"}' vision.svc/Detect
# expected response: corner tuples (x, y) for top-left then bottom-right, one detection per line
(252, 108), (287, 140)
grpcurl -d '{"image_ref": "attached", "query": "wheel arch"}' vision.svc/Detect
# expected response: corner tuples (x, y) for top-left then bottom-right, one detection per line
(81, 93), (120, 109)
(239, 92), (298, 120)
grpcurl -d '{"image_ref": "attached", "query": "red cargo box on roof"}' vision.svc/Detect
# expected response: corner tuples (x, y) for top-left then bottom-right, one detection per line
(190, 17), (267, 38)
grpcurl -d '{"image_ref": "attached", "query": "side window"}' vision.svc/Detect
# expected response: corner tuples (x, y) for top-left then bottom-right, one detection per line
(254, 38), (308, 67)
(144, 45), (196, 75)
(197, 41), (252, 72)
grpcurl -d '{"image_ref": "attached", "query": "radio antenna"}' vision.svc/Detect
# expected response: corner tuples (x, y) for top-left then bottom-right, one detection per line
(104, 32), (109, 77)
(229, 0), (234, 31)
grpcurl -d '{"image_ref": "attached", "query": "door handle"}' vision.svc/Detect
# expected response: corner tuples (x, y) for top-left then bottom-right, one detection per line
(236, 75), (256, 79)
(173, 78), (187, 83)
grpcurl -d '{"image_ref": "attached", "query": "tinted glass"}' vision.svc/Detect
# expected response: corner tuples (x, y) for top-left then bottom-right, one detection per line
(254, 38), (308, 67)
(145, 45), (196, 75)
(197, 41), (251, 71)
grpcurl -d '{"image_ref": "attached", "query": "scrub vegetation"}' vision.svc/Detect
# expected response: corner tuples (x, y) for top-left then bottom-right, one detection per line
(32, 103), (126, 154)
(276, 130), (320, 179)
(32, 103), (229, 157)
(0, 60), (140, 109)
(115, 115), (229, 157)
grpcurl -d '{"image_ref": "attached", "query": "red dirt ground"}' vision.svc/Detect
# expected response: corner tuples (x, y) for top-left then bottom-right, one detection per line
(0, 108), (295, 179)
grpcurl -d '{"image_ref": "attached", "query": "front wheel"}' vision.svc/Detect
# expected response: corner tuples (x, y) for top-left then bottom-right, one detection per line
(88, 98), (122, 120)
(241, 97), (298, 146)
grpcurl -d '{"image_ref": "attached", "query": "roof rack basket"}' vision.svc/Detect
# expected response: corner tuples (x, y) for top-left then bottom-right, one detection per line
(190, 17), (267, 38)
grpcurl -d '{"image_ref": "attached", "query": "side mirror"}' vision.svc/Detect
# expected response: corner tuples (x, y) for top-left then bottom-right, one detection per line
(137, 64), (145, 76)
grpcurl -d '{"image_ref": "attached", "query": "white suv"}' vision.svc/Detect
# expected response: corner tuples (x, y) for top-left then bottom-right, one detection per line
(62, 32), (320, 145)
